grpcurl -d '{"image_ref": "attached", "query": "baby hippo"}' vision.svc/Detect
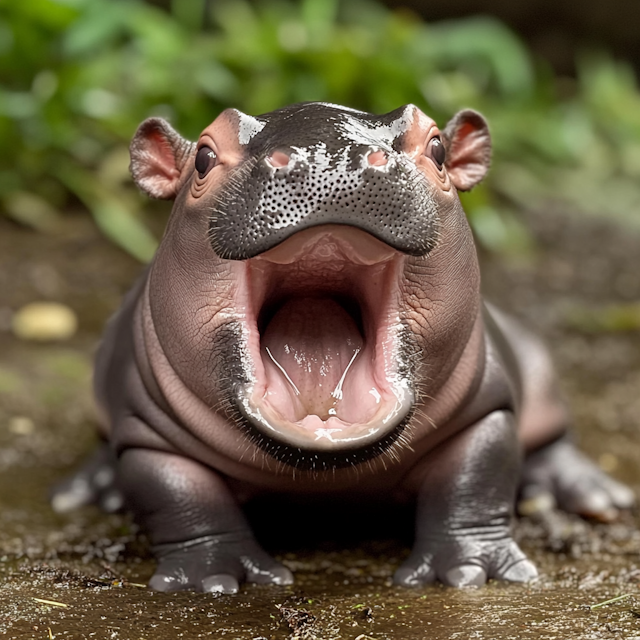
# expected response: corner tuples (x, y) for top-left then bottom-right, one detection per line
(53, 102), (633, 593)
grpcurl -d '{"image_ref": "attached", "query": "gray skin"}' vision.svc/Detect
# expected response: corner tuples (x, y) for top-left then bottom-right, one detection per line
(52, 103), (634, 594)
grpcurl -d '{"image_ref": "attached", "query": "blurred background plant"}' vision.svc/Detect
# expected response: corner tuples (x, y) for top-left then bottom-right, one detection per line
(2, 0), (640, 261)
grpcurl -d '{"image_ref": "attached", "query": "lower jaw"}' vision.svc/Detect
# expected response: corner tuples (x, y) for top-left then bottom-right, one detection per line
(235, 391), (415, 470)
(237, 379), (414, 452)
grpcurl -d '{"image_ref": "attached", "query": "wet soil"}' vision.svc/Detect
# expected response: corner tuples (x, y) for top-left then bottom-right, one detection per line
(1, 204), (640, 639)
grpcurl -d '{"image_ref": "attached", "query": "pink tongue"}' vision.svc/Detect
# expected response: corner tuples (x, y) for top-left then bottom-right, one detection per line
(262, 297), (363, 419)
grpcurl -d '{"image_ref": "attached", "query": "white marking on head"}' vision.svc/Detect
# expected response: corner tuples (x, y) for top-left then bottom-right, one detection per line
(237, 112), (266, 145)
(316, 102), (367, 114)
(340, 105), (414, 147)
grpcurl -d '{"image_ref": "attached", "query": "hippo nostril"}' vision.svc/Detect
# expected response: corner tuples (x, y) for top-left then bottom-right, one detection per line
(367, 150), (388, 167)
(266, 150), (291, 168)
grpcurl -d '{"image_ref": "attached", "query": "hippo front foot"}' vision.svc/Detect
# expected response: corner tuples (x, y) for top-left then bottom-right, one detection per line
(51, 442), (124, 514)
(118, 447), (293, 594)
(150, 532), (293, 594)
(400, 410), (537, 588)
(520, 437), (635, 521)
(394, 532), (537, 587)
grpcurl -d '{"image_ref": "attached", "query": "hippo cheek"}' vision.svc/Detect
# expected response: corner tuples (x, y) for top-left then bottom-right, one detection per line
(230, 225), (416, 459)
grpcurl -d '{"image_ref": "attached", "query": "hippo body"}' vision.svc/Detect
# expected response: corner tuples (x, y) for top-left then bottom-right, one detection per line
(53, 103), (633, 593)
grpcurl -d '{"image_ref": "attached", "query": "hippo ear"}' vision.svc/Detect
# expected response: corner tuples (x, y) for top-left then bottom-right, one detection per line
(442, 110), (491, 192)
(129, 118), (196, 200)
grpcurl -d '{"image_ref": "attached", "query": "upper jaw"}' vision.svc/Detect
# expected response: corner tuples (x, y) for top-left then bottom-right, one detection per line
(253, 225), (399, 265)
(229, 224), (415, 452)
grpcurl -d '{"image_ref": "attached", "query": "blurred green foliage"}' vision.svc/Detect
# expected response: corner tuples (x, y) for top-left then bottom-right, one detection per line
(566, 302), (640, 333)
(1, 0), (640, 260)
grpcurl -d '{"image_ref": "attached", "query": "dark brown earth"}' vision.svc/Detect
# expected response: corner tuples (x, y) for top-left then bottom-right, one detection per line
(1, 203), (640, 640)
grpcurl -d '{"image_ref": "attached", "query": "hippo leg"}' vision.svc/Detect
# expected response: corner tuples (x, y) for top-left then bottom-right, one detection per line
(394, 411), (538, 587)
(51, 442), (124, 514)
(119, 448), (293, 594)
(520, 436), (635, 521)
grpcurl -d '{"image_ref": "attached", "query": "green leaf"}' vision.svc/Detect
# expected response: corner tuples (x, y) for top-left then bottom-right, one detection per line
(2, 191), (61, 231)
(90, 199), (158, 263)
(55, 162), (157, 263)
(63, 0), (131, 56)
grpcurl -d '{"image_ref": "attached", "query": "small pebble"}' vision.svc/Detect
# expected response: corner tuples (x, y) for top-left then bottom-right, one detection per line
(9, 416), (35, 435)
(11, 302), (78, 342)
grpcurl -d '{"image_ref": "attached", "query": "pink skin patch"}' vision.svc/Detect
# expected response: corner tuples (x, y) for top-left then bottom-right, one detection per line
(266, 151), (291, 168)
(237, 225), (413, 450)
(367, 149), (388, 167)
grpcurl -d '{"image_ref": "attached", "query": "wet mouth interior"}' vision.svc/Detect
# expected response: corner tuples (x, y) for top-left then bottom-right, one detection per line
(244, 227), (408, 443)
(260, 295), (365, 421)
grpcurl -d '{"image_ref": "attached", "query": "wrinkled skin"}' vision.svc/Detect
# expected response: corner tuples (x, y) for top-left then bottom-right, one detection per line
(52, 103), (634, 593)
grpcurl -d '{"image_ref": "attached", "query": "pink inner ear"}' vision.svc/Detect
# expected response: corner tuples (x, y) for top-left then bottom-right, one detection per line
(446, 121), (490, 192)
(456, 122), (476, 141)
(132, 128), (182, 199)
(144, 130), (180, 182)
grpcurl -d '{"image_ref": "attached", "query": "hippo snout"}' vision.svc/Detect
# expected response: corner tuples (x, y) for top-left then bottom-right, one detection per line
(208, 139), (439, 262)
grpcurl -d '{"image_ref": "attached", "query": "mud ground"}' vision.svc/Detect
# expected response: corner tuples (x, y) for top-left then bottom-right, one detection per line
(0, 203), (640, 640)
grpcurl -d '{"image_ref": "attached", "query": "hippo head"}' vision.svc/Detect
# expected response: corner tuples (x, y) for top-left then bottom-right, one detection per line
(129, 103), (491, 469)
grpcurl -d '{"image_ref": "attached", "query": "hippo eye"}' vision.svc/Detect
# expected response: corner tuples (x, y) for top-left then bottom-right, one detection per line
(195, 146), (217, 178)
(428, 137), (446, 169)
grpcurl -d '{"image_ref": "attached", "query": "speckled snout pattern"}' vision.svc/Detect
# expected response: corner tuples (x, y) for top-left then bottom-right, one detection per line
(208, 106), (438, 259)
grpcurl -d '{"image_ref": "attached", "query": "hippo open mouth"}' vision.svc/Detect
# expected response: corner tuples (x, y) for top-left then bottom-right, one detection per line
(235, 225), (414, 453)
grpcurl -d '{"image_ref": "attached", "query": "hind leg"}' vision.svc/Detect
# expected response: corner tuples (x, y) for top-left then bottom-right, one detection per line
(520, 436), (634, 521)
(51, 442), (125, 514)
(487, 305), (634, 520)
(513, 343), (635, 521)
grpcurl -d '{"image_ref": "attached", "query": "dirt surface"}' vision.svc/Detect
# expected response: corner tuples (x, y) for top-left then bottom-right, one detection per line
(1, 205), (640, 639)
